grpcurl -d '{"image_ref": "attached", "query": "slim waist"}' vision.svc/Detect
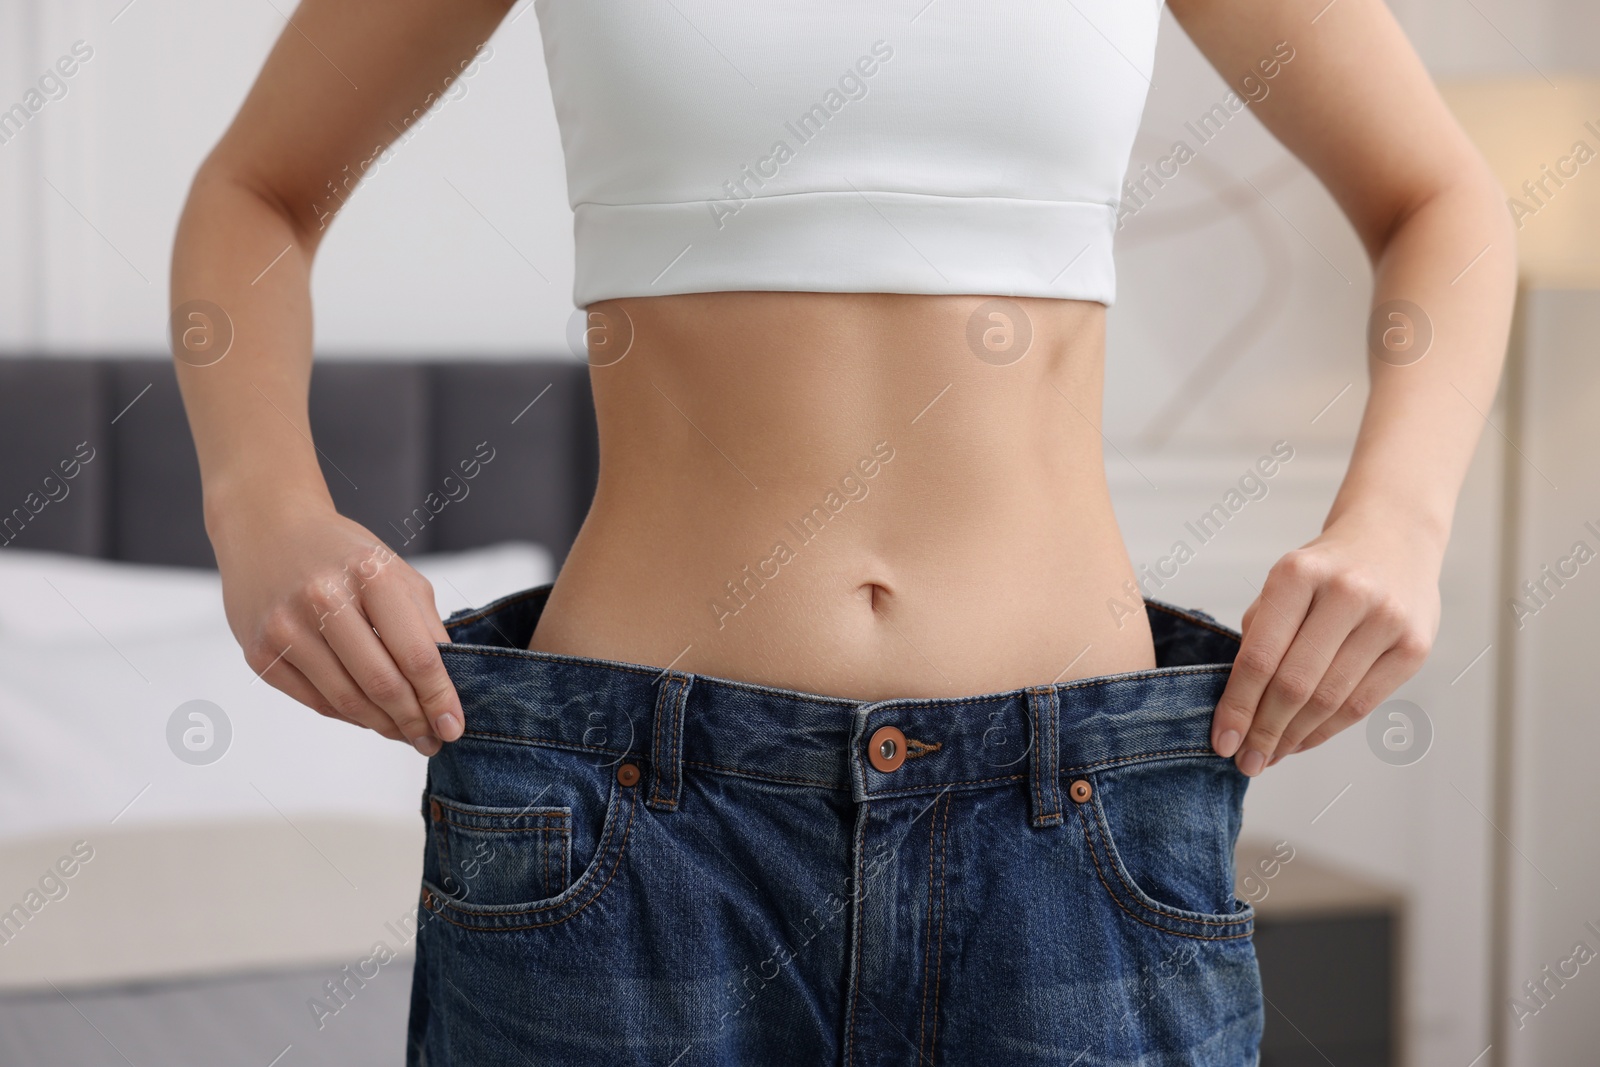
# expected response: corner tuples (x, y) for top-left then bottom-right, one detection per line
(438, 584), (1242, 805)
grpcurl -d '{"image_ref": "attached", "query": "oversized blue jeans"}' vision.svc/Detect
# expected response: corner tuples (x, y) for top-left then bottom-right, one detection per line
(407, 584), (1263, 1065)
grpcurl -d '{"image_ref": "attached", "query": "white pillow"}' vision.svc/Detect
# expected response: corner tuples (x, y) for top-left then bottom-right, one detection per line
(0, 542), (552, 844)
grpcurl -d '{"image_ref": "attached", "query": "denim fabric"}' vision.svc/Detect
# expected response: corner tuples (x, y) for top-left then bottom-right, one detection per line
(407, 584), (1263, 1066)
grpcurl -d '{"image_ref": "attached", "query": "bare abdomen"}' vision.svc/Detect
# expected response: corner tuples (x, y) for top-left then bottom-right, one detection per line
(526, 290), (1155, 701)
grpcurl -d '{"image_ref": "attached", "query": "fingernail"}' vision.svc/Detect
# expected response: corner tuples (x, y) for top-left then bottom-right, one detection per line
(1215, 730), (1242, 758)
(434, 712), (460, 740)
(413, 736), (442, 758)
(1238, 749), (1266, 777)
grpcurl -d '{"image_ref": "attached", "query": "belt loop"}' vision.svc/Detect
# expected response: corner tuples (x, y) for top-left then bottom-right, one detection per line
(648, 672), (692, 812)
(1026, 686), (1062, 828)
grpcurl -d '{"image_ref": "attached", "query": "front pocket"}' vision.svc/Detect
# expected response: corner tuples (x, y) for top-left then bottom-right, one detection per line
(429, 795), (573, 906)
(420, 765), (638, 932)
(1070, 753), (1254, 940)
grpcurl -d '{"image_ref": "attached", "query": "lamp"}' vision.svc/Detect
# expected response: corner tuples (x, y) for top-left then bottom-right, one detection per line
(1441, 80), (1600, 288)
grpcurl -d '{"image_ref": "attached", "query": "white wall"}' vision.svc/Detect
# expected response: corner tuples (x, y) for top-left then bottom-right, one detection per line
(1502, 290), (1600, 1067)
(1, 0), (574, 356)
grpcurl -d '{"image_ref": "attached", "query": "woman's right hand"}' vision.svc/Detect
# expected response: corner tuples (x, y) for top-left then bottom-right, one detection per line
(210, 495), (464, 756)
(166, 0), (516, 753)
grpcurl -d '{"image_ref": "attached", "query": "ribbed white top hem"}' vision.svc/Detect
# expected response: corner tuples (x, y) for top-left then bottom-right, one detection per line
(571, 190), (1117, 308)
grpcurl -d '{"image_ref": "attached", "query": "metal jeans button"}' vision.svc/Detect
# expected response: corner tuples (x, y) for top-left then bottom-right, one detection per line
(869, 725), (907, 772)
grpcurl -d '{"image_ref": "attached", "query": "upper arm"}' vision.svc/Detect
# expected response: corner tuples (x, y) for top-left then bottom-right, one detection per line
(200, 0), (517, 247)
(1165, 0), (1499, 260)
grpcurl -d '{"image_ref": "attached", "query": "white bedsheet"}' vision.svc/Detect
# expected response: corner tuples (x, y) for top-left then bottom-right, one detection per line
(0, 542), (552, 844)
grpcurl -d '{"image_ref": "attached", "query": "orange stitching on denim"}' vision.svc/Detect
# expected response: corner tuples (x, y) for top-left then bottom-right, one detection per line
(929, 794), (951, 1064)
(1028, 687), (1062, 826)
(1088, 793), (1252, 927)
(1059, 747), (1220, 776)
(683, 756), (1219, 798)
(434, 785), (636, 924)
(563, 825), (572, 895)
(431, 796), (568, 821)
(682, 759), (843, 790)
(442, 640), (845, 708)
(458, 727), (630, 756)
(1077, 806), (1253, 942)
(654, 675), (685, 809)
(431, 790), (637, 932)
(440, 639), (863, 710)
(904, 738), (941, 759)
(1041, 689), (1055, 825)
(878, 666), (1229, 709)
(437, 790), (622, 916)
(846, 803), (868, 1064)
(670, 677), (684, 805)
(435, 807), (569, 837)
(1029, 692), (1043, 824)
(1074, 804), (1252, 941)
(838, 666), (1237, 720)
(650, 677), (675, 807)
(1053, 665), (1232, 695)
(650, 681), (665, 800)
(917, 792), (940, 1057)
(867, 772), (1027, 796)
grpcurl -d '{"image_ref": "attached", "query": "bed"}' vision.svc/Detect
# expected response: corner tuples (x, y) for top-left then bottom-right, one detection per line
(0, 356), (598, 1064)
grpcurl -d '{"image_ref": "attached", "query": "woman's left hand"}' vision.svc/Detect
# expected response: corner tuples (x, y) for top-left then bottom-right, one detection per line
(1210, 514), (1443, 776)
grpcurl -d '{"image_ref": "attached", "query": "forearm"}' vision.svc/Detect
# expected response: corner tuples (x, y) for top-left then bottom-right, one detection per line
(1323, 169), (1519, 560)
(170, 164), (335, 542)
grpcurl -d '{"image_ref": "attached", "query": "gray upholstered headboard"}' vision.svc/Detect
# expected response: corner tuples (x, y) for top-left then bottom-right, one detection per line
(0, 357), (599, 569)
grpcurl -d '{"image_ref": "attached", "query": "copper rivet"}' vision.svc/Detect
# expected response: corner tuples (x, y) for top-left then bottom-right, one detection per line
(1069, 779), (1092, 804)
(868, 725), (907, 773)
(429, 798), (443, 822)
(422, 889), (435, 910)
(617, 762), (640, 787)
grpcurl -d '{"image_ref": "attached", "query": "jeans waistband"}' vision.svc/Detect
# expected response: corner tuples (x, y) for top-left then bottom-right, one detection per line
(437, 585), (1242, 819)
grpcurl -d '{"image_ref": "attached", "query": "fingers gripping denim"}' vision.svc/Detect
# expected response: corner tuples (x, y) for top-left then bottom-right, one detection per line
(406, 585), (1264, 1066)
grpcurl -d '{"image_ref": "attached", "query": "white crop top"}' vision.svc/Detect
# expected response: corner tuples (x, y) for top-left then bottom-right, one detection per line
(531, 0), (1161, 309)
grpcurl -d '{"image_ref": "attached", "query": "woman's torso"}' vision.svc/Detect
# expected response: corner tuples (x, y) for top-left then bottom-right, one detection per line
(527, 291), (1155, 701)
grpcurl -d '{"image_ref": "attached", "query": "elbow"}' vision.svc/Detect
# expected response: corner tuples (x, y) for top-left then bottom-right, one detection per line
(1367, 155), (1517, 280)
(180, 153), (326, 258)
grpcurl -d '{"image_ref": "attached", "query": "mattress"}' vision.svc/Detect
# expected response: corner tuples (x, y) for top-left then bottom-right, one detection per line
(0, 542), (552, 991)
